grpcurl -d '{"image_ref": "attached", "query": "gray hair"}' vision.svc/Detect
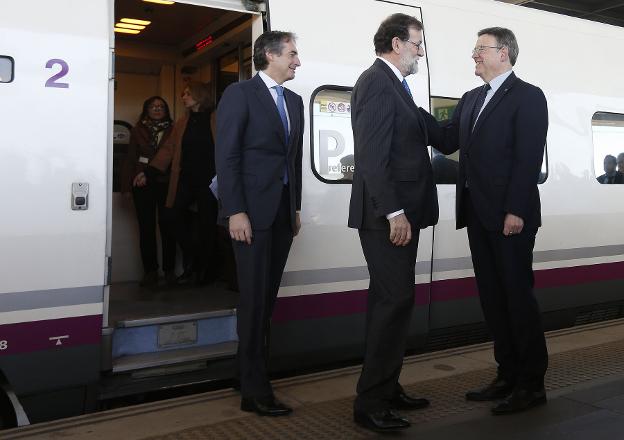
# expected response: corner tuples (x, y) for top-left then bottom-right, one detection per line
(478, 27), (519, 66)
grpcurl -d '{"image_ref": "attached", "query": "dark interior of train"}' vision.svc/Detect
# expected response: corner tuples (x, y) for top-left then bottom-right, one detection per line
(110, 0), (253, 326)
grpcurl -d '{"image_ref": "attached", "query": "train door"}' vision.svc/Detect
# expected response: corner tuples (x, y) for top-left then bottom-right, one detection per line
(0, 0), (110, 423)
(267, 0), (434, 366)
(104, 0), (262, 395)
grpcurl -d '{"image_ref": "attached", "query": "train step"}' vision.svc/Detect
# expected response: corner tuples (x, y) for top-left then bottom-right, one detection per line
(110, 309), (238, 367)
(111, 341), (238, 373)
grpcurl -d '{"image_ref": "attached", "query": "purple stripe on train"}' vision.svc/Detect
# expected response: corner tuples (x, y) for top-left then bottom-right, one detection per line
(0, 315), (102, 356)
(272, 261), (624, 323)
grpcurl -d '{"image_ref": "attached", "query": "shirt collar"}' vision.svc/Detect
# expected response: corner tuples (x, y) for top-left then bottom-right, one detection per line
(258, 70), (281, 90)
(487, 69), (513, 94)
(377, 56), (404, 82)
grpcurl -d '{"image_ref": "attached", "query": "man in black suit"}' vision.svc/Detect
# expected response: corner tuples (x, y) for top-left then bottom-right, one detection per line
(425, 27), (549, 415)
(348, 14), (436, 432)
(215, 31), (303, 417)
(597, 154), (624, 184)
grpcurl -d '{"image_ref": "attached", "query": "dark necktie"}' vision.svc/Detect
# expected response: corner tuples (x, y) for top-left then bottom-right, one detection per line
(402, 78), (413, 99)
(273, 85), (289, 184)
(471, 83), (491, 130)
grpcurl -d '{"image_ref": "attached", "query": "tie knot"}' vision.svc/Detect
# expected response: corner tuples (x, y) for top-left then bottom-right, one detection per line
(274, 85), (284, 96)
(484, 83), (491, 91)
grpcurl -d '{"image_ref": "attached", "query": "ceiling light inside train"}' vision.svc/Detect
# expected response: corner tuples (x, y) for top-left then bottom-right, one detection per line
(120, 18), (152, 25)
(114, 27), (141, 34)
(115, 23), (145, 30)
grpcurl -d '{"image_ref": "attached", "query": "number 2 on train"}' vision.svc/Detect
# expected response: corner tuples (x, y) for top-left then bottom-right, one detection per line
(45, 59), (69, 88)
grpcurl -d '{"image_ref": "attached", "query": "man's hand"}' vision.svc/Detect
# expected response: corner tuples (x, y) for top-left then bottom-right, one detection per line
(132, 172), (147, 187)
(229, 212), (253, 244)
(389, 213), (412, 246)
(294, 212), (301, 236)
(503, 213), (524, 236)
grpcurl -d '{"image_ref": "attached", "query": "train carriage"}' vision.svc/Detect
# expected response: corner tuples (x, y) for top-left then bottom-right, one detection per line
(1, 0), (623, 427)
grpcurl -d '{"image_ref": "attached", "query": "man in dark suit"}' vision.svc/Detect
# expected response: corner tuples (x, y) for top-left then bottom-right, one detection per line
(425, 27), (549, 415)
(348, 14), (436, 432)
(215, 31), (303, 417)
(597, 154), (624, 184)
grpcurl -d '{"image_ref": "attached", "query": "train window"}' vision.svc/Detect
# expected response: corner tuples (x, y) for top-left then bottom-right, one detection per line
(431, 97), (460, 184)
(430, 96), (548, 185)
(592, 112), (624, 184)
(310, 87), (354, 184)
(0, 56), (14, 83)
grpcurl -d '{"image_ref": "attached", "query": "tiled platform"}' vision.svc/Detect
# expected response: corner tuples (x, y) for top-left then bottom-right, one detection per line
(6, 319), (624, 440)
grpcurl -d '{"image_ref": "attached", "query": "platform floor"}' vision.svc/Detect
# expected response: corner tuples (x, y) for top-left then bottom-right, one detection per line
(7, 319), (624, 440)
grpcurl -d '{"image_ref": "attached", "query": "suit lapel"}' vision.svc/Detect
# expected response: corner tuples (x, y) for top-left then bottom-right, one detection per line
(470, 72), (517, 140)
(284, 89), (299, 155)
(374, 59), (420, 113)
(252, 74), (287, 145)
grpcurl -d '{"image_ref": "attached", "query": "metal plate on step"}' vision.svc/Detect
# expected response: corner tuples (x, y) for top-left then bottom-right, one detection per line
(158, 321), (198, 348)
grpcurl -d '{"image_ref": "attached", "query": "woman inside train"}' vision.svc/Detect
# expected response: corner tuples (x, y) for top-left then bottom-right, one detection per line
(135, 82), (219, 287)
(122, 96), (177, 288)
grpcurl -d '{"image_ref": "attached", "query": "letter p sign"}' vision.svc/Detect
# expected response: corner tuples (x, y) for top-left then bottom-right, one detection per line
(319, 130), (345, 175)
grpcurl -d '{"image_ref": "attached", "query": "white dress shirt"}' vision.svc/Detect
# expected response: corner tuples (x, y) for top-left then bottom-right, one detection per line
(475, 69), (513, 123)
(257, 71), (299, 214)
(258, 70), (290, 131)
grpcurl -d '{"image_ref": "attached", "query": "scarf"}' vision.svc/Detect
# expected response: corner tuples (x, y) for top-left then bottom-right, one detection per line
(141, 118), (172, 150)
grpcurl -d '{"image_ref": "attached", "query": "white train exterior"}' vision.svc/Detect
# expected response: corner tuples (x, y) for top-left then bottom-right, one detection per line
(1, 0), (623, 426)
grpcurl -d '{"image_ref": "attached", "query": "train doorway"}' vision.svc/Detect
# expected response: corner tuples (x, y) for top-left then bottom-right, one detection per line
(106, 0), (260, 392)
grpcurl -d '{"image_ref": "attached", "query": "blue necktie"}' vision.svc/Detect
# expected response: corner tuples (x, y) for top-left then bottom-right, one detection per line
(273, 85), (289, 184)
(402, 79), (413, 99)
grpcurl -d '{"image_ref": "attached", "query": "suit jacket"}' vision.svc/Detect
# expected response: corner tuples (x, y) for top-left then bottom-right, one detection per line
(425, 72), (548, 231)
(348, 58), (438, 230)
(597, 172), (624, 184)
(215, 74), (303, 232)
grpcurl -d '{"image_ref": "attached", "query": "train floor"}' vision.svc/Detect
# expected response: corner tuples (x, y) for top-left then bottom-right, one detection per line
(7, 319), (624, 439)
(109, 281), (239, 324)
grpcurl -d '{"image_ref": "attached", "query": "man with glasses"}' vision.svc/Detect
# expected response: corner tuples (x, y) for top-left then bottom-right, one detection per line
(426, 27), (549, 415)
(348, 13), (436, 432)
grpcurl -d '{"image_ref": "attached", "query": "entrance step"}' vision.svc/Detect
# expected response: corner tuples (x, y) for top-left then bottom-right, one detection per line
(112, 341), (237, 373)
(111, 309), (237, 363)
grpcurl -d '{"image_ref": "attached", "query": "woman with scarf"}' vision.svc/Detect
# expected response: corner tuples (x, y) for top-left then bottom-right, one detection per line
(136, 82), (219, 286)
(122, 96), (176, 288)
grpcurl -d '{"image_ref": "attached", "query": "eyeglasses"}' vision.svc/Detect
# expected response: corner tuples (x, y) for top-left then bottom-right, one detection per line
(472, 45), (502, 55)
(404, 39), (423, 51)
(149, 105), (165, 110)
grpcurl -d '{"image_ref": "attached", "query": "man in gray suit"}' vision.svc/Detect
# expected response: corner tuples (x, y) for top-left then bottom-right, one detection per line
(348, 13), (437, 432)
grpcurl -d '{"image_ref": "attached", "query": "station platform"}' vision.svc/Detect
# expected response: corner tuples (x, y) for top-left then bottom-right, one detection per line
(7, 319), (624, 440)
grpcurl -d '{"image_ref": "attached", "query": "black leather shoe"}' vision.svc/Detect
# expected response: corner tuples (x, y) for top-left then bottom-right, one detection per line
(240, 397), (292, 416)
(164, 271), (177, 287)
(391, 391), (430, 410)
(491, 388), (546, 415)
(139, 271), (158, 288)
(195, 267), (217, 286)
(466, 378), (515, 401)
(354, 409), (410, 432)
(176, 268), (194, 285)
